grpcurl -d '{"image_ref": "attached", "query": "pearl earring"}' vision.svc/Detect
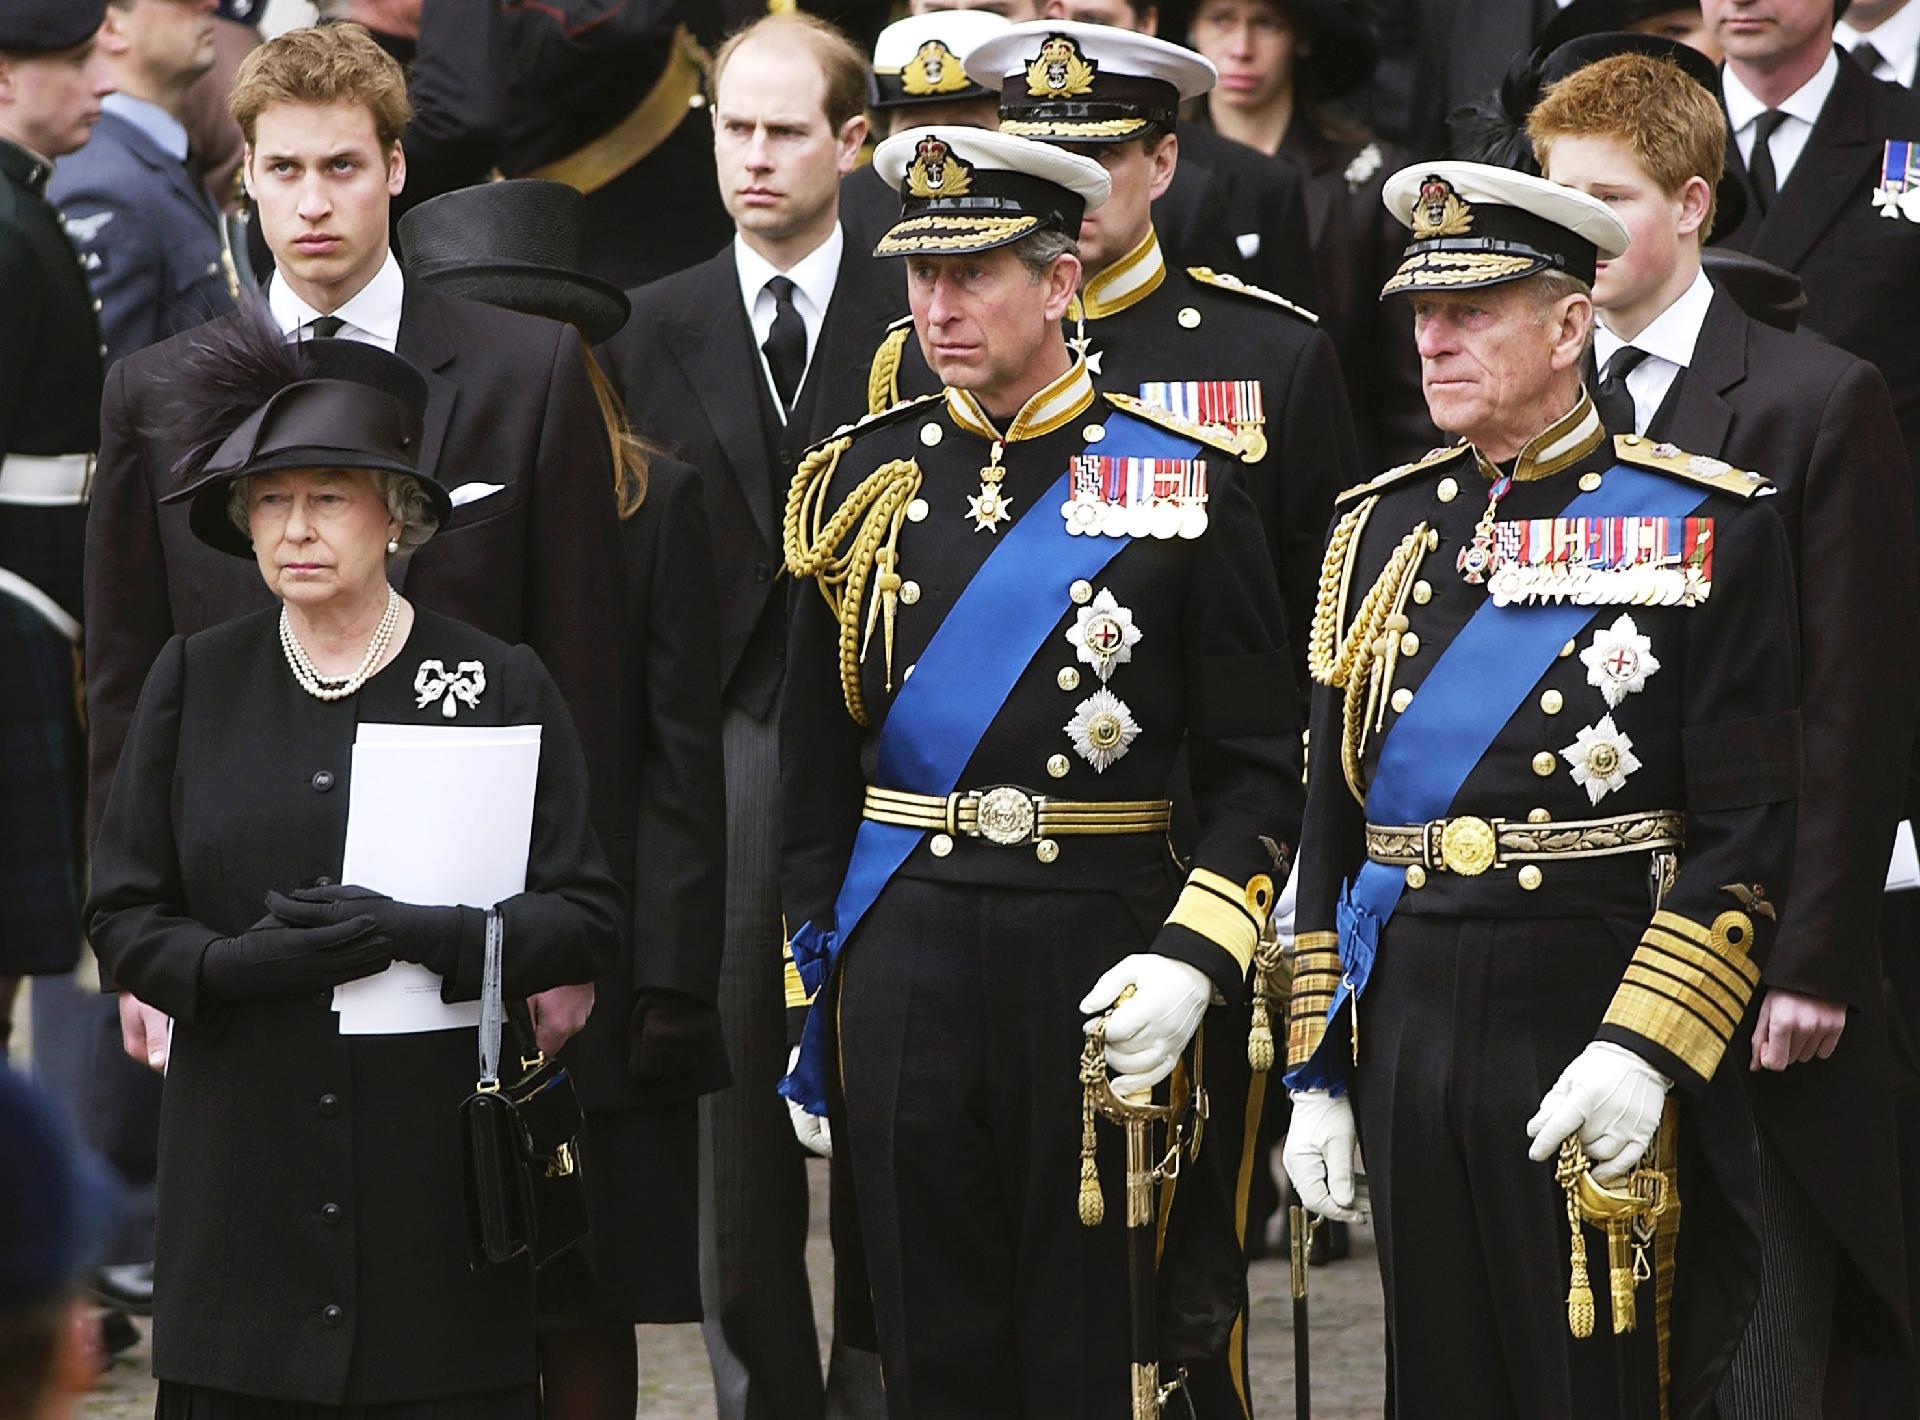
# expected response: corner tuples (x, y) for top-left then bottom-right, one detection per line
(387, 538), (400, 555)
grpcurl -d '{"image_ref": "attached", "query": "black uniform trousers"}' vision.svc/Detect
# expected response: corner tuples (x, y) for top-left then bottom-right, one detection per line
(1352, 912), (1662, 1419)
(835, 879), (1153, 1420)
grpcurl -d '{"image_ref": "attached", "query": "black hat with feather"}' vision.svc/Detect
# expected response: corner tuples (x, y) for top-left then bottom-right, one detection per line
(160, 304), (447, 558)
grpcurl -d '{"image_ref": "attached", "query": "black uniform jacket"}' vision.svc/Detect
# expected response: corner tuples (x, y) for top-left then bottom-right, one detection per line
(86, 608), (621, 1404)
(1652, 287), (1918, 1352)
(780, 360), (1303, 1009)
(84, 284), (623, 843)
(1158, 122), (1321, 311)
(1716, 54), (1920, 472)
(868, 233), (1360, 689)
(601, 236), (901, 718)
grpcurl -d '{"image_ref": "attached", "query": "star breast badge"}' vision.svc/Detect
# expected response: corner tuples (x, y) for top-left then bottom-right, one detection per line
(1562, 714), (1642, 806)
(1065, 588), (1142, 682)
(1579, 614), (1660, 709)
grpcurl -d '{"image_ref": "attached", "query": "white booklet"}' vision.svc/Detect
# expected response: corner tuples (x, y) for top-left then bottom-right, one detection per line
(330, 723), (543, 1035)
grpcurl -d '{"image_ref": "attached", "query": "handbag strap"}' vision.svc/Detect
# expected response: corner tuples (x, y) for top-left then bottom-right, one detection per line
(477, 908), (504, 1090)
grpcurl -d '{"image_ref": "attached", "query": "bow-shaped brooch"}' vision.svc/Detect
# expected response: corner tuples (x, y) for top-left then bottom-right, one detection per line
(414, 659), (486, 718)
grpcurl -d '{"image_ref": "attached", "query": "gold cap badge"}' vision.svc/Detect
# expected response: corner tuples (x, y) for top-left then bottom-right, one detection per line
(1412, 174), (1474, 239)
(905, 135), (973, 198)
(1026, 34), (1097, 97)
(901, 38), (972, 97)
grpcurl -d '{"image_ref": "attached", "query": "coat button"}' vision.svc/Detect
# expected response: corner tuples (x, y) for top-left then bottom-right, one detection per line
(321, 1304), (343, 1327)
(311, 770), (335, 792)
(317, 1093), (341, 1117)
(321, 1202), (343, 1226)
(1531, 752), (1557, 777)
(313, 875), (335, 887)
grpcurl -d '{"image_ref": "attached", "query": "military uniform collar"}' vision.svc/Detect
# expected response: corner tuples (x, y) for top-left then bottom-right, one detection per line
(0, 138), (54, 196)
(945, 356), (1095, 443)
(1070, 228), (1166, 322)
(1471, 389), (1604, 484)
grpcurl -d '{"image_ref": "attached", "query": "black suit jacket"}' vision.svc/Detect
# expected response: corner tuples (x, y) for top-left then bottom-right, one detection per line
(85, 281), (624, 844)
(601, 234), (900, 718)
(1157, 124), (1322, 311)
(1651, 287), (1915, 1350)
(1716, 54), (1920, 472)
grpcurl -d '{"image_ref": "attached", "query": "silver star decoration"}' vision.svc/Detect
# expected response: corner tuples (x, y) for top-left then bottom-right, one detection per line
(1579, 614), (1661, 708)
(1561, 714), (1642, 806)
(1064, 588), (1143, 681)
(1066, 325), (1103, 375)
(1064, 688), (1141, 772)
(967, 484), (1012, 532)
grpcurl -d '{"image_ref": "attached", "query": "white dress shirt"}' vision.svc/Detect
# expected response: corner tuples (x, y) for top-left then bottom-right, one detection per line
(1723, 48), (1841, 195)
(268, 248), (405, 351)
(1594, 268), (1714, 436)
(1838, 3), (1920, 87)
(734, 224), (843, 420)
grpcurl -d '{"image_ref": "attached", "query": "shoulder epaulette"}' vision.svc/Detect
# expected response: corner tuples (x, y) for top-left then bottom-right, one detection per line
(1185, 266), (1320, 325)
(1611, 434), (1773, 499)
(866, 318), (914, 416)
(1102, 391), (1247, 458)
(806, 390), (943, 456)
(1334, 443), (1469, 506)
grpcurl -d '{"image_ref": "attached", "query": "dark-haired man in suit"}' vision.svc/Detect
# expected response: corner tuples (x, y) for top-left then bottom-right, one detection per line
(599, 14), (895, 1420)
(1838, 0), (1920, 86)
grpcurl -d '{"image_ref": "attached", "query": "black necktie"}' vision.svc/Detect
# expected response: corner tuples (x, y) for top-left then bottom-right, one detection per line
(1595, 345), (1648, 435)
(1851, 38), (1887, 77)
(762, 275), (806, 418)
(305, 314), (345, 339)
(1748, 109), (1789, 213)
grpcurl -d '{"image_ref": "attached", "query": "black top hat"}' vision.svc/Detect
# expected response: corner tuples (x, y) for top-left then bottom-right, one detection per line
(398, 180), (631, 346)
(161, 315), (447, 559)
(0, 0), (105, 52)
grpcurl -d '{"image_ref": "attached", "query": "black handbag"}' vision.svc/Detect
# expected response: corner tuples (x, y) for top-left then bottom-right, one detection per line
(459, 909), (590, 1271)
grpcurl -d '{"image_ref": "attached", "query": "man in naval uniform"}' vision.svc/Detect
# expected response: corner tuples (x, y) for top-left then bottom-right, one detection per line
(0, 0), (112, 1053)
(780, 126), (1301, 1418)
(1282, 161), (1802, 1418)
(869, 20), (1360, 682)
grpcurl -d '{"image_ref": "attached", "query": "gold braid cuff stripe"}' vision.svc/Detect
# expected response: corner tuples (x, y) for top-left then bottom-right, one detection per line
(782, 953), (813, 1010)
(1166, 870), (1262, 975)
(1364, 810), (1684, 873)
(1603, 910), (1761, 1084)
(1381, 251), (1540, 294)
(874, 214), (1039, 255)
(999, 116), (1147, 138)
(1286, 933), (1343, 1071)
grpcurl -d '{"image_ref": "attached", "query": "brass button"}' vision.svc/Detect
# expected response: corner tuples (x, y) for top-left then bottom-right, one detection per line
(1621, 434), (1642, 446)
(920, 422), (943, 447)
(1540, 689), (1563, 714)
(1390, 687), (1413, 713)
(1579, 471), (1603, 492)
(1035, 838), (1060, 864)
(929, 833), (954, 857)
(1083, 423), (1106, 443)
(1560, 639), (1575, 659)
(1047, 753), (1071, 779)
(1411, 580), (1432, 605)
(1405, 864), (1427, 889)
(1070, 579), (1094, 604)
(900, 581), (921, 605)
(1057, 666), (1081, 691)
(907, 498), (929, 522)
(1178, 306), (1201, 329)
(1531, 751), (1557, 777)
(1436, 477), (1458, 503)
(1517, 865), (1544, 891)
(1527, 807), (1551, 824)
(1400, 632), (1419, 657)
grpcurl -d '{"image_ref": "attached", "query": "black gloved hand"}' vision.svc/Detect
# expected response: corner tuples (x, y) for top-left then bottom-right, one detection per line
(628, 988), (731, 1093)
(200, 915), (393, 1000)
(266, 886), (477, 979)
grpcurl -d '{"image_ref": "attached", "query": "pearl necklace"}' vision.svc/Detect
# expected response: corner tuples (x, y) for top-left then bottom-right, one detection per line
(280, 586), (401, 701)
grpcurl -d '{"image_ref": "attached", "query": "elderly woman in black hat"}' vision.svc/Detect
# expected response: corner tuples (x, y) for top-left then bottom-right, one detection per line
(84, 325), (621, 1420)
(397, 179), (728, 1420)
(1184, 0), (1434, 466)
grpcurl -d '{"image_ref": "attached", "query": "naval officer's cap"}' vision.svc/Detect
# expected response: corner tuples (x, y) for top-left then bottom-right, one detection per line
(966, 20), (1216, 144)
(1380, 159), (1629, 297)
(870, 125), (1109, 258)
(0, 0), (107, 52)
(869, 10), (1011, 112)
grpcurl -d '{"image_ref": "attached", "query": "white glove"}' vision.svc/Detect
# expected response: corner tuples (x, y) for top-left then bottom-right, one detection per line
(1271, 859), (1298, 944)
(1526, 1041), (1672, 1184)
(1282, 1089), (1365, 1223)
(1079, 953), (1212, 1095)
(785, 1045), (832, 1158)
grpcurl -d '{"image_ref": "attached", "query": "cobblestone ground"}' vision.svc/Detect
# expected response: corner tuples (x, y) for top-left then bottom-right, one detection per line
(79, 1161), (1386, 1420)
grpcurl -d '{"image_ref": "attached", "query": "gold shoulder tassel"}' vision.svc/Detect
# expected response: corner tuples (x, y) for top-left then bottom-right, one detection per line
(867, 325), (911, 417)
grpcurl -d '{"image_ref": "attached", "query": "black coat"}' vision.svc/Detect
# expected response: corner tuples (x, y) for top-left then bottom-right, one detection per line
(0, 137), (102, 460)
(600, 237), (900, 718)
(84, 283), (624, 847)
(1651, 287), (1918, 1353)
(86, 608), (621, 1404)
(1715, 54), (1920, 473)
(1157, 123), (1322, 311)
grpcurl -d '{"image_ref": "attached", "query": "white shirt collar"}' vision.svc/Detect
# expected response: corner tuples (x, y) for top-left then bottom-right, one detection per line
(1723, 45), (1841, 134)
(1595, 267), (1714, 372)
(101, 93), (190, 163)
(1838, 4), (1920, 84)
(733, 224), (844, 334)
(268, 249), (405, 352)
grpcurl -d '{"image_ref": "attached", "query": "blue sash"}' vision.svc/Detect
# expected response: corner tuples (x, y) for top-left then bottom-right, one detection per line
(1286, 462), (1709, 1093)
(782, 414), (1209, 1114)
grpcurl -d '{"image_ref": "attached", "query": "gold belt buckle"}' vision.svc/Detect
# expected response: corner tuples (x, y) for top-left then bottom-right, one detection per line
(1435, 815), (1500, 876)
(973, 785), (1039, 845)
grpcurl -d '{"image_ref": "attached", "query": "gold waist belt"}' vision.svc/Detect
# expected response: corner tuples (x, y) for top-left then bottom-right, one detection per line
(862, 785), (1172, 846)
(1365, 809), (1684, 878)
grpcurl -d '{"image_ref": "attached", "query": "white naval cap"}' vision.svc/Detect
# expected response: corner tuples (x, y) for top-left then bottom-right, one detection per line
(966, 21), (1217, 142)
(869, 10), (1012, 109)
(871, 125), (1110, 257)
